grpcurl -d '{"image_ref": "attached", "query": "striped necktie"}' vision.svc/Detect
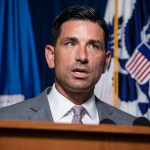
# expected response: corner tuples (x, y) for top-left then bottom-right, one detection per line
(71, 105), (85, 124)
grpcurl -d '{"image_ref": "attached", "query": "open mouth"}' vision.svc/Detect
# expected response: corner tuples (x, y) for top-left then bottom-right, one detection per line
(72, 67), (89, 78)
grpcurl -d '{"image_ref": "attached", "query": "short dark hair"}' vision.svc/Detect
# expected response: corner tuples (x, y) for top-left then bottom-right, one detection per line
(52, 5), (109, 50)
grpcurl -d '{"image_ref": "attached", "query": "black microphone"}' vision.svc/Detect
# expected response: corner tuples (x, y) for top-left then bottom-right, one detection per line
(100, 118), (116, 125)
(132, 117), (150, 126)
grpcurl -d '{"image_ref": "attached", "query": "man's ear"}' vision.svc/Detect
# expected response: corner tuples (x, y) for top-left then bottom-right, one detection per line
(45, 44), (55, 68)
(102, 51), (111, 73)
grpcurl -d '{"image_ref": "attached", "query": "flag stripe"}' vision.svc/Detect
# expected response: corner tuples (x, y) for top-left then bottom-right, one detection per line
(132, 56), (145, 74)
(130, 54), (144, 74)
(140, 70), (150, 83)
(134, 59), (148, 77)
(127, 52), (142, 71)
(136, 63), (150, 81)
(126, 51), (140, 69)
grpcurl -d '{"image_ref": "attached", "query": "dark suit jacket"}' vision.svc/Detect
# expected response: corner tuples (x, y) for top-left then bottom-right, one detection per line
(0, 87), (136, 125)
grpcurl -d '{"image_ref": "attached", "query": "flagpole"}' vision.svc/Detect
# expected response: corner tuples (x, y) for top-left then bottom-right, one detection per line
(114, 0), (119, 108)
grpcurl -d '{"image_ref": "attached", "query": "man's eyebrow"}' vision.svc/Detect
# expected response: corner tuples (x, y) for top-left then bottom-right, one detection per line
(88, 39), (104, 45)
(63, 37), (78, 42)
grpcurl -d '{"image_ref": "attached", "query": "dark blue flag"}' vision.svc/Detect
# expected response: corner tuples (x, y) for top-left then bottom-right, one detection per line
(95, 0), (150, 119)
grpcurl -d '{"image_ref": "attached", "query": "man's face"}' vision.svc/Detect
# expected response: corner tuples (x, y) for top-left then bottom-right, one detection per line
(46, 20), (110, 95)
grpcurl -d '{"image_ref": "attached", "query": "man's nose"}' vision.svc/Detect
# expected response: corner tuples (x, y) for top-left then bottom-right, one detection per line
(75, 46), (88, 63)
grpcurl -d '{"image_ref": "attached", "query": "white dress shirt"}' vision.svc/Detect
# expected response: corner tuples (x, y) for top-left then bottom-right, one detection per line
(47, 84), (99, 125)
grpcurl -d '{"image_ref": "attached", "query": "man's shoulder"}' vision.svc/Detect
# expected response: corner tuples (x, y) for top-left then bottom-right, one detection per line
(0, 96), (37, 113)
(0, 87), (51, 119)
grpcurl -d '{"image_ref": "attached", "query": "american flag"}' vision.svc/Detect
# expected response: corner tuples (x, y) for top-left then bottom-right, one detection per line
(126, 43), (150, 84)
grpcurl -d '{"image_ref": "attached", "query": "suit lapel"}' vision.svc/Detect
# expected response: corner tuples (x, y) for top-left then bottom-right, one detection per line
(95, 97), (113, 123)
(28, 87), (54, 122)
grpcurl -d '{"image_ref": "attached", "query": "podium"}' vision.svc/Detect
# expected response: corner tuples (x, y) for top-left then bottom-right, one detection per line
(0, 120), (150, 150)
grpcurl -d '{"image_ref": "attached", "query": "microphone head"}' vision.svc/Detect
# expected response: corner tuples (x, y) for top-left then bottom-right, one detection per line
(133, 117), (150, 126)
(100, 118), (116, 125)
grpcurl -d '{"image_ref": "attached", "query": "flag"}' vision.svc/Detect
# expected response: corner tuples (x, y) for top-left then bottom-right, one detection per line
(95, 0), (150, 119)
(125, 43), (150, 84)
(0, 0), (41, 108)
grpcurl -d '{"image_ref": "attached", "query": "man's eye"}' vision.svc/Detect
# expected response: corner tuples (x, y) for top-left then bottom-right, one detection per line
(89, 44), (99, 50)
(89, 43), (104, 50)
(66, 42), (76, 46)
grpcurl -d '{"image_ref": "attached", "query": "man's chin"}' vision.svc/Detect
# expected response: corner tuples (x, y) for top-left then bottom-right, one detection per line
(67, 84), (94, 93)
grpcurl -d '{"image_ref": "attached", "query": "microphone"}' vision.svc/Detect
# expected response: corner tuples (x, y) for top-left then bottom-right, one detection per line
(100, 118), (116, 125)
(132, 117), (150, 126)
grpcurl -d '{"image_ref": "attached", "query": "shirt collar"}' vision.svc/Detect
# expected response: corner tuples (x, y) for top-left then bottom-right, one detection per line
(82, 94), (97, 120)
(47, 84), (97, 122)
(47, 84), (74, 121)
